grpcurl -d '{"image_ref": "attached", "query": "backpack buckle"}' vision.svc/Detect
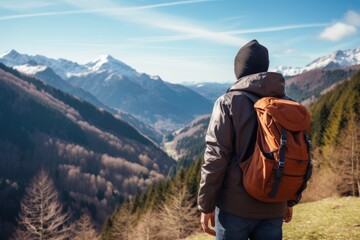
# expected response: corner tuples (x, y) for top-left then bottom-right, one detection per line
(278, 161), (285, 169)
(275, 161), (285, 178)
(280, 128), (287, 148)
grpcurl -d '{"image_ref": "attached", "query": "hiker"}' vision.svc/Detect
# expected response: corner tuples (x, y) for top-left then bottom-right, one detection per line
(198, 40), (293, 240)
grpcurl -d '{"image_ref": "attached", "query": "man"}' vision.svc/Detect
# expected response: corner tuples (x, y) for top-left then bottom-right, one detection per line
(198, 40), (293, 240)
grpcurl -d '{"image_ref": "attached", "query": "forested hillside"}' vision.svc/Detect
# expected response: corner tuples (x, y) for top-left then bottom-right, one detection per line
(0, 63), (175, 238)
(164, 115), (210, 171)
(310, 70), (360, 147)
(302, 71), (360, 200)
(101, 158), (202, 239)
(285, 66), (360, 103)
(103, 71), (360, 240)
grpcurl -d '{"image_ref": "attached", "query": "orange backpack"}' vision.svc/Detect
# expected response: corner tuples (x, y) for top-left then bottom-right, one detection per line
(240, 93), (313, 206)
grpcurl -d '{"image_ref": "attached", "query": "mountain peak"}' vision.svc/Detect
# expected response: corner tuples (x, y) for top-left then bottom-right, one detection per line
(87, 54), (136, 74)
(334, 50), (344, 56)
(304, 47), (360, 71)
(99, 54), (114, 61)
(1, 49), (20, 58)
(274, 46), (360, 77)
(91, 54), (116, 65)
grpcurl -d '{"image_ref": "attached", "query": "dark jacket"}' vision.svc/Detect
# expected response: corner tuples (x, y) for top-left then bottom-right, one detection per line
(198, 72), (287, 218)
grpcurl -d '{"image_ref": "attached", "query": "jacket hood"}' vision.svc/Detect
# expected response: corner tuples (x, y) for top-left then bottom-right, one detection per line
(228, 72), (285, 98)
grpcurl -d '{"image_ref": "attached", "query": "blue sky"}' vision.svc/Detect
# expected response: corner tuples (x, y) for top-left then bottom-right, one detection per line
(1, 0), (360, 83)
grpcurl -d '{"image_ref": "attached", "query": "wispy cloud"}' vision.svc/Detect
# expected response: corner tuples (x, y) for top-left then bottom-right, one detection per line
(130, 34), (196, 43)
(227, 23), (329, 35)
(0, 0), (243, 46)
(32, 40), (219, 52)
(130, 23), (328, 43)
(0, 0), (57, 10)
(0, 0), (214, 20)
(319, 10), (360, 41)
(61, 0), (246, 46)
(131, 22), (245, 46)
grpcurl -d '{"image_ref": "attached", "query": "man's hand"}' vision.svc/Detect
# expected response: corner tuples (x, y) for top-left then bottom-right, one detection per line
(200, 211), (216, 236)
(283, 207), (293, 223)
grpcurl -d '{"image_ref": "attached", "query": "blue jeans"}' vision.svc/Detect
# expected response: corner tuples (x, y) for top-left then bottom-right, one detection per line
(215, 207), (283, 240)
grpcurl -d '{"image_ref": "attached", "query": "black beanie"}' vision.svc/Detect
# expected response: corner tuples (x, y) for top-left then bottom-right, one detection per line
(234, 39), (269, 79)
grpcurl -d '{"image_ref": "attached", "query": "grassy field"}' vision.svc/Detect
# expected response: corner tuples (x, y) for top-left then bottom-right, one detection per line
(189, 197), (360, 240)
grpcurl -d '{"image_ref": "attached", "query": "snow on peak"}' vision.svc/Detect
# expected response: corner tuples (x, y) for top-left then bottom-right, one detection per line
(87, 54), (135, 74)
(274, 46), (360, 77)
(271, 66), (304, 77)
(99, 54), (114, 61)
(88, 55), (111, 72)
(0, 49), (32, 67)
(90, 54), (114, 65)
(14, 64), (48, 75)
(304, 47), (360, 71)
(0, 49), (20, 58)
(150, 75), (161, 80)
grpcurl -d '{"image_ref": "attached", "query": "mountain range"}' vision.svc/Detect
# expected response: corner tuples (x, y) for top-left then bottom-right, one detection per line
(183, 82), (232, 102)
(285, 65), (360, 104)
(187, 47), (360, 104)
(0, 63), (175, 237)
(167, 47), (360, 168)
(0, 44), (360, 239)
(272, 47), (360, 77)
(2, 47), (359, 134)
(0, 50), (213, 133)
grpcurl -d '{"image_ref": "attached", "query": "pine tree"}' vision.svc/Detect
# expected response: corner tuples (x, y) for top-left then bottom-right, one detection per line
(13, 169), (70, 240)
(110, 201), (135, 240)
(132, 210), (161, 240)
(72, 213), (98, 240)
(158, 185), (198, 239)
(336, 116), (360, 196)
(185, 158), (202, 197)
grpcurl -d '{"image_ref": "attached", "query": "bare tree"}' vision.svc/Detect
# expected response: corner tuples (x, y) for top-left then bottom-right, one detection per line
(13, 169), (70, 240)
(72, 213), (98, 240)
(132, 210), (161, 240)
(158, 185), (198, 240)
(336, 116), (360, 196)
(110, 201), (135, 240)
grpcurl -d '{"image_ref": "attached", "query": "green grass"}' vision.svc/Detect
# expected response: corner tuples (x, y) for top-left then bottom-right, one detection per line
(189, 197), (360, 240)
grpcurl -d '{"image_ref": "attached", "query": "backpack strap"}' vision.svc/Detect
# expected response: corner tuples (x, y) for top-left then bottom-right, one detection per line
(227, 88), (293, 104)
(269, 128), (287, 199)
(239, 91), (260, 103)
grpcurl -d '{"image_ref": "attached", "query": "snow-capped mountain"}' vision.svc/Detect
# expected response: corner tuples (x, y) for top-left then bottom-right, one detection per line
(272, 66), (304, 77)
(84, 54), (137, 76)
(272, 47), (360, 77)
(0, 49), (32, 66)
(12, 62), (110, 112)
(303, 47), (360, 71)
(1, 50), (164, 82)
(0, 49), (87, 79)
(0, 49), (213, 132)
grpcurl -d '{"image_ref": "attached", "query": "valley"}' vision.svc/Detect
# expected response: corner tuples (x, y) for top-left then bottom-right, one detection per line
(0, 46), (359, 239)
